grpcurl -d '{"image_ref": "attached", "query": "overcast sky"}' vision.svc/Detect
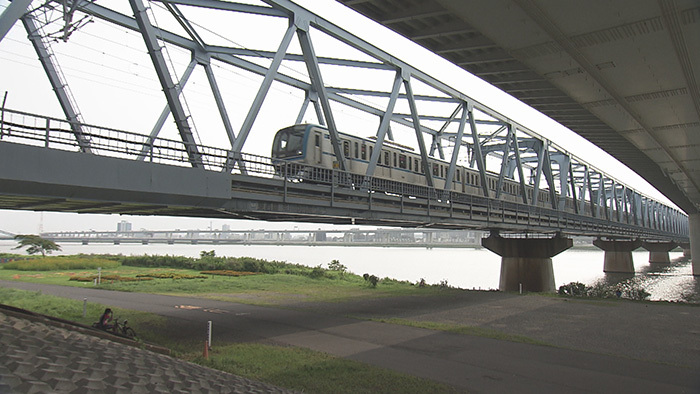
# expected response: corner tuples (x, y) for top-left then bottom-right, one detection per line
(0, 0), (677, 235)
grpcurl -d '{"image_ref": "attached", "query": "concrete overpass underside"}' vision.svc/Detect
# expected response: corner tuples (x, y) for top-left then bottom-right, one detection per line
(339, 0), (700, 216)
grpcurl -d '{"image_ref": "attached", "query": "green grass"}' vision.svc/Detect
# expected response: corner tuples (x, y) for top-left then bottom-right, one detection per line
(0, 287), (167, 343)
(369, 317), (549, 346)
(0, 287), (460, 393)
(0, 260), (462, 305)
(190, 343), (460, 393)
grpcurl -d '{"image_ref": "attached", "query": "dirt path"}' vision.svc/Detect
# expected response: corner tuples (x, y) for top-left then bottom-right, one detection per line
(1, 280), (698, 393)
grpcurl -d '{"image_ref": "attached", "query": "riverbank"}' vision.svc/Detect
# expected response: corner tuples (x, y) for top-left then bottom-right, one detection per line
(1, 279), (698, 393)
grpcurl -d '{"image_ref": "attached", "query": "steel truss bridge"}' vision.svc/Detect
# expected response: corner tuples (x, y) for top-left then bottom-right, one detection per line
(0, 0), (689, 243)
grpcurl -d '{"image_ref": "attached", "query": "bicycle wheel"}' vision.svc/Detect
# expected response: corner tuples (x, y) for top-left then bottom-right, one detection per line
(123, 327), (137, 339)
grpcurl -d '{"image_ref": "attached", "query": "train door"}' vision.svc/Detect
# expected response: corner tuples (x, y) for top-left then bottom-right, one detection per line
(313, 131), (322, 164)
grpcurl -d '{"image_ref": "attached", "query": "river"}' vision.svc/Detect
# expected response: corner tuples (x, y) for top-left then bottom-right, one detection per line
(1, 241), (697, 303)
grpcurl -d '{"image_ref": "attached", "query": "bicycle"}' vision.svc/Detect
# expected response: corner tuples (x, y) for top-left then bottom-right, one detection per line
(92, 317), (137, 340)
(112, 318), (137, 339)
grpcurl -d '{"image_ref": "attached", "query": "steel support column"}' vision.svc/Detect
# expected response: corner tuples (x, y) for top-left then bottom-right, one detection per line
(138, 58), (198, 160)
(0, 0), (32, 42)
(231, 23), (296, 154)
(129, 0), (202, 167)
(366, 70), (403, 179)
(21, 13), (91, 153)
(494, 121), (513, 199)
(403, 75), (434, 188)
(444, 102), (467, 192)
(297, 19), (347, 171)
(511, 125), (528, 204)
(468, 104), (489, 197)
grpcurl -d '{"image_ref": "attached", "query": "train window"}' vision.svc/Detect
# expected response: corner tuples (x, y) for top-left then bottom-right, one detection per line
(369, 146), (373, 161)
(343, 140), (350, 157)
(408, 156), (412, 171)
(393, 152), (397, 167)
(361, 144), (367, 160)
(440, 166), (444, 178)
(384, 151), (390, 166)
(354, 142), (359, 159)
(399, 154), (407, 169)
(456, 170), (460, 182)
(272, 126), (305, 158)
(315, 134), (320, 147)
(432, 163), (439, 176)
(415, 159), (419, 173)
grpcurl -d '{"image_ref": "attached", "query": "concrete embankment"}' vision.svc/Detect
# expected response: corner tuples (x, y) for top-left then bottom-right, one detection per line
(0, 306), (296, 393)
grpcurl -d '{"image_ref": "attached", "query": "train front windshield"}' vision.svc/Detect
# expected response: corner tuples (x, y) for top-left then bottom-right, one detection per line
(272, 126), (306, 159)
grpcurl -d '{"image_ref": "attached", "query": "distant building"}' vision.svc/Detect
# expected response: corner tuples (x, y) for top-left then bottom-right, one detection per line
(117, 220), (132, 233)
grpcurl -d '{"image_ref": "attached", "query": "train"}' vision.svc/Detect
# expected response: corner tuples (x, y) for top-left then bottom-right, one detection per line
(271, 124), (570, 210)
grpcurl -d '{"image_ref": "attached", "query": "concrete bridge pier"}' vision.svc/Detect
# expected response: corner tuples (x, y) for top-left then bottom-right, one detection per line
(641, 241), (677, 264)
(679, 242), (691, 258)
(690, 213), (700, 276)
(593, 238), (642, 273)
(481, 232), (573, 292)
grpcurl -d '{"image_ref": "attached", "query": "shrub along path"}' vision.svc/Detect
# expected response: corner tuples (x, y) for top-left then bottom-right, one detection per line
(0, 280), (698, 393)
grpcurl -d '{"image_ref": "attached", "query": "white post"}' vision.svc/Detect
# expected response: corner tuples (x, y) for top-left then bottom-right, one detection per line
(519, 283), (523, 295)
(97, 267), (102, 285)
(207, 320), (212, 349)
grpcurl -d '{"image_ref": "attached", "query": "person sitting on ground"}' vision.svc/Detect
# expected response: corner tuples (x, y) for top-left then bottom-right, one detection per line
(97, 308), (113, 330)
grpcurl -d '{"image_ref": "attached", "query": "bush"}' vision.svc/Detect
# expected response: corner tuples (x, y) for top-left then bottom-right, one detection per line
(119, 254), (282, 274)
(363, 273), (379, 288)
(308, 265), (327, 279)
(4, 256), (120, 271)
(558, 282), (588, 296)
(199, 270), (259, 277)
(558, 280), (651, 301)
(120, 255), (193, 269)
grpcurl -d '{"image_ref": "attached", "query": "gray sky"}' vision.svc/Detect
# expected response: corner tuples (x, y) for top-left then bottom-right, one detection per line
(0, 0), (677, 235)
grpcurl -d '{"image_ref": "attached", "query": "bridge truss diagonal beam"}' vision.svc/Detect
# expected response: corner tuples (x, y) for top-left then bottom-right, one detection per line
(20, 11), (91, 153)
(129, 0), (202, 168)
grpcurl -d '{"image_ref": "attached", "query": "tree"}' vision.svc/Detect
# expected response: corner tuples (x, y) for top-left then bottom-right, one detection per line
(13, 234), (61, 256)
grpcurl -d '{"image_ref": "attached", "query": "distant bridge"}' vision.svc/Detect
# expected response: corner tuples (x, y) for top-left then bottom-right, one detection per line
(38, 228), (485, 248)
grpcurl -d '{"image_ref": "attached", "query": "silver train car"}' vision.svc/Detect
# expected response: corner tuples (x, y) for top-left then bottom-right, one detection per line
(272, 124), (570, 210)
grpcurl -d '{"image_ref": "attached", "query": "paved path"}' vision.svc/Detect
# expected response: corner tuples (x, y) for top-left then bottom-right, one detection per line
(1, 280), (699, 393)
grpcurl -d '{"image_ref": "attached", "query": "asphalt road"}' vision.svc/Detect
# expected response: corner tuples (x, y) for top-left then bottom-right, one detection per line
(2, 280), (698, 393)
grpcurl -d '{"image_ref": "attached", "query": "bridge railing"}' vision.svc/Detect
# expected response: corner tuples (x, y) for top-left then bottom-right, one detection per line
(0, 108), (223, 169)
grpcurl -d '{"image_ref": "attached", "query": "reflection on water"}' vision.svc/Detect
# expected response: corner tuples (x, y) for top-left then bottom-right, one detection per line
(0, 241), (697, 303)
(633, 257), (699, 303)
